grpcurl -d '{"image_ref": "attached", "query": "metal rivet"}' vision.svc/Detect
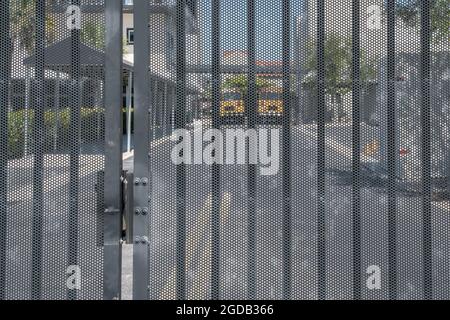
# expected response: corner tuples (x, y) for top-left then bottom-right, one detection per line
(142, 207), (149, 215)
(135, 207), (142, 215)
(134, 178), (141, 185)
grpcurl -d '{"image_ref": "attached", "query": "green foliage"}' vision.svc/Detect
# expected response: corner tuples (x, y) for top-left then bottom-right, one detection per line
(222, 75), (272, 98)
(81, 20), (128, 53)
(81, 21), (106, 50)
(7, 108), (105, 159)
(304, 33), (377, 95)
(396, 0), (450, 43)
(10, 0), (55, 55)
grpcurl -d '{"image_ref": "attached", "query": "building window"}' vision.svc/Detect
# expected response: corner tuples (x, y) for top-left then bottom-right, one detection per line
(126, 28), (134, 45)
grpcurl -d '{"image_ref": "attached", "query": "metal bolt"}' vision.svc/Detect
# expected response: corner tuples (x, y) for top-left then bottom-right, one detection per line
(141, 178), (149, 186)
(134, 178), (141, 185)
(140, 236), (149, 245)
(142, 207), (149, 216)
(135, 207), (142, 215)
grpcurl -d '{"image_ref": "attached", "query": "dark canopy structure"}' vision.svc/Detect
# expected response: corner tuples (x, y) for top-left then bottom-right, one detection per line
(23, 37), (133, 75)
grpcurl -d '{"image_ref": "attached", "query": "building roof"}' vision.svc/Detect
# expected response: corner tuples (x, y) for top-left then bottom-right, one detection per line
(23, 37), (133, 75)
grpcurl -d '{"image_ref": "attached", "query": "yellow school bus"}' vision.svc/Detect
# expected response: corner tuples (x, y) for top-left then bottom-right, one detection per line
(258, 88), (283, 116)
(220, 90), (245, 117)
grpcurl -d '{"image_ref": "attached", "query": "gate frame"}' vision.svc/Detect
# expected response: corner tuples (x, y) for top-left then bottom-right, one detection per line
(103, 0), (124, 301)
(0, 0), (11, 301)
(127, 0), (436, 301)
(132, 0), (151, 300)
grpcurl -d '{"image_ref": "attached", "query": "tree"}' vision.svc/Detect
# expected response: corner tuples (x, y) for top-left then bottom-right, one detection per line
(396, 0), (449, 43)
(81, 20), (128, 53)
(222, 75), (272, 100)
(10, 0), (55, 55)
(394, 0), (449, 181)
(303, 33), (377, 95)
(81, 21), (106, 50)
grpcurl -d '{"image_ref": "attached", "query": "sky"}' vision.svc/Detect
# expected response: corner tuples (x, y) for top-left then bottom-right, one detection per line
(196, 0), (427, 63)
(198, 0), (305, 63)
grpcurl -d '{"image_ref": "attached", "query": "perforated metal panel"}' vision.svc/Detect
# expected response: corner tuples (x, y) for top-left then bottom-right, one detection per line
(0, 0), (124, 300)
(132, 0), (450, 301)
(1, 0), (449, 301)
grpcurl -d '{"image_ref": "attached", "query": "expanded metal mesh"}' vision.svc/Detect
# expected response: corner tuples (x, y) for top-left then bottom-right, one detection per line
(0, 0), (106, 300)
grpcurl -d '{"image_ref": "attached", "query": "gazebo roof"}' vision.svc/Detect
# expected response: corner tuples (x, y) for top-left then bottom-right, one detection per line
(23, 37), (133, 74)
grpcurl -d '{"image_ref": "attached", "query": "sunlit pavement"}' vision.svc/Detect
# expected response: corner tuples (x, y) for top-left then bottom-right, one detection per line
(121, 122), (450, 300)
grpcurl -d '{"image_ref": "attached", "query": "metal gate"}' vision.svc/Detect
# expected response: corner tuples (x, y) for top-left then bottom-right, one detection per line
(1, 0), (449, 301)
(132, 0), (449, 300)
(0, 0), (123, 300)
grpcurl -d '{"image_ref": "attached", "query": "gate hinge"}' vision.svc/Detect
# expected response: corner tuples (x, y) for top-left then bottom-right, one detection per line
(104, 207), (120, 215)
(122, 171), (134, 244)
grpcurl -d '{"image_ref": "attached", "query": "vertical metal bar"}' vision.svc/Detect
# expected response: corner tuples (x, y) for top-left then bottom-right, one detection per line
(67, 0), (81, 301)
(163, 82), (167, 135)
(211, 0), (221, 301)
(103, 0), (123, 300)
(31, 0), (46, 300)
(351, 0), (361, 300)
(124, 172), (134, 245)
(24, 67), (31, 156)
(126, 72), (133, 153)
(0, 0), (10, 301)
(317, 0), (326, 301)
(133, 0), (151, 300)
(54, 71), (61, 151)
(282, 0), (292, 300)
(297, 0), (309, 124)
(421, 0), (432, 300)
(246, 0), (257, 300)
(176, 0), (187, 300)
(386, 0), (397, 301)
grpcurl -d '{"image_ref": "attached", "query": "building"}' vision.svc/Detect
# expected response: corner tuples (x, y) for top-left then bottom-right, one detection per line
(221, 50), (284, 87)
(9, 0), (203, 139)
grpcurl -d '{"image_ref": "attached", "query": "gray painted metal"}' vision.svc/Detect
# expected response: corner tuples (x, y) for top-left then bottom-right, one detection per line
(103, 0), (123, 301)
(351, 0), (361, 300)
(282, 0), (292, 301)
(387, 0), (397, 300)
(247, 0), (257, 300)
(176, 0), (187, 301)
(124, 172), (134, 245)
(317, 0), (326, 301)
(211, 0), (221, 301)
(0, 0), (10, 301)
(0, 0), (443, 302)
(133, 0), (151, 300)
(31, 0), (46, 300)
(421, 0), (432, 300)
(67, 0), (82, 301)
(297, 0), (309, 124)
